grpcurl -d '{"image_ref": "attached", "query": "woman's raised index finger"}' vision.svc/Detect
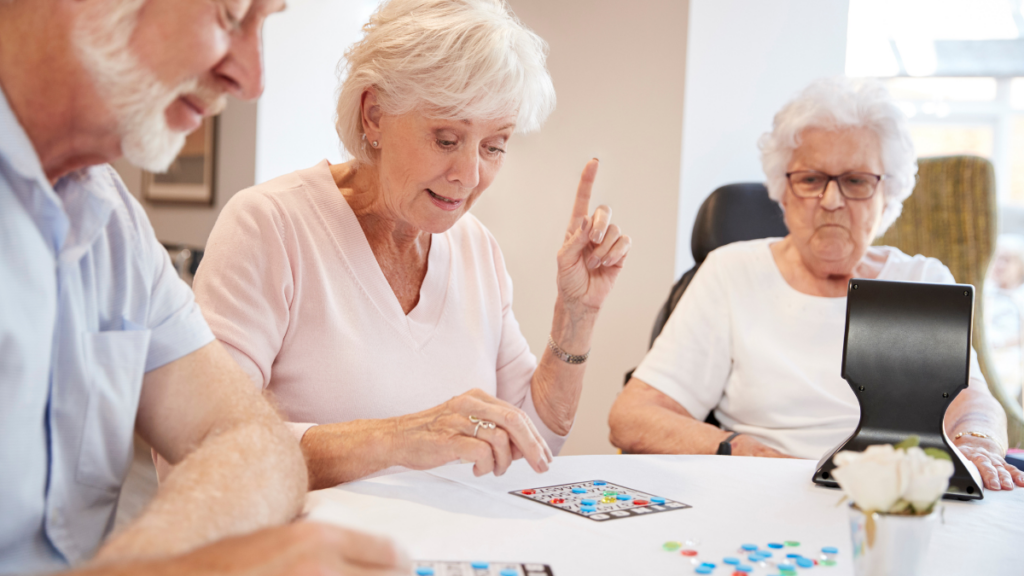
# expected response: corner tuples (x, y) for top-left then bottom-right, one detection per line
(568, 159), (599, 232)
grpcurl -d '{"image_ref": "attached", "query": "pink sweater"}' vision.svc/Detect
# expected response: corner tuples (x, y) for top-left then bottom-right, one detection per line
(194, 161), (567, 458)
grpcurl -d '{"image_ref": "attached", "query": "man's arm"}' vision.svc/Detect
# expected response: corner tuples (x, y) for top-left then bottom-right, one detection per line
(84, 523), (409, 576)
(95, 341), (308, 560)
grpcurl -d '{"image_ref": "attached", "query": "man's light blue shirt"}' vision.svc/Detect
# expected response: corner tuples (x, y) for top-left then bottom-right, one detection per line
(0, 87), (214, 573)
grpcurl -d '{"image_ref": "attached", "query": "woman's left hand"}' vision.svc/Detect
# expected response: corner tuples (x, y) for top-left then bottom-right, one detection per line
(955, 435), (1024, 490)
(557, 159), (632, 312)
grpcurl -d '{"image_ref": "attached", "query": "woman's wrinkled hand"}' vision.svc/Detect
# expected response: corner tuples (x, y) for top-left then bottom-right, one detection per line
(730, 434), (797, 459)
(392, 389), (553, 477)
(955, 435), (1024, 490)
(557, 159), (632, 314)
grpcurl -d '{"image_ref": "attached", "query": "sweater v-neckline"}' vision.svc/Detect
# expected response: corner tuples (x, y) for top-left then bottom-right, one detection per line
(301, 161), (451, 348)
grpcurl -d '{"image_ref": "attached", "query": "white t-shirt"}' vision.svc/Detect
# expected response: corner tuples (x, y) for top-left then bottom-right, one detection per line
(633, 238), (985, 460)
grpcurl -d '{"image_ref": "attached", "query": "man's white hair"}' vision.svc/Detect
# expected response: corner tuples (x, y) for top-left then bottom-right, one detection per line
(758, 77), (917, 236)
(335, 0), (556, 165)
(73, 0), (212, 172)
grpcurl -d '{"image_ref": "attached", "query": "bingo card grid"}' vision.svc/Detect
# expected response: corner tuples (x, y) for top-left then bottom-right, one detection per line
(412, 561), (553, 576)
(509, 480), (691, 522)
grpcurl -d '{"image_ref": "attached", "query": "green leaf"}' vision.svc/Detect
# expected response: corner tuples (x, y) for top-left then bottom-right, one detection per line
(894, 435), (921, 450)
(889, 499), (911, 514)
(923, 447), (952, 461)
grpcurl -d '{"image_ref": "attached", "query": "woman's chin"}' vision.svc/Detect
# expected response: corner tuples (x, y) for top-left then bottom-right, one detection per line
(807, 241), (855, 266)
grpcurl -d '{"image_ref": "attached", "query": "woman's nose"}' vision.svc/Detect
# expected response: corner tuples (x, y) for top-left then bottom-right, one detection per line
(447, 146), (480, 190)
(819, 180), (845, 210)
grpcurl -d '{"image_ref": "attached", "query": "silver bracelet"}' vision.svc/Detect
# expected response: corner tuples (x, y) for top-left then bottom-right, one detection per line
(548, 335), (589, 365)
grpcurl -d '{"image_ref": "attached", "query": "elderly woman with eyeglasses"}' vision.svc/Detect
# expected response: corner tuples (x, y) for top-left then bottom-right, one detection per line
(609, 78), (1023, 492)
(191, 0), (631, 488)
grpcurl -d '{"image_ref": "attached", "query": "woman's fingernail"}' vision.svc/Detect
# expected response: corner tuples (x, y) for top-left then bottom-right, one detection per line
(593, 157), (600, 163)
(587, 257), (600, 269)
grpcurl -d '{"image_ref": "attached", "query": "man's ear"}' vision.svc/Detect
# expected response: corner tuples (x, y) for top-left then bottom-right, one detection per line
(360, 87), (383, 142)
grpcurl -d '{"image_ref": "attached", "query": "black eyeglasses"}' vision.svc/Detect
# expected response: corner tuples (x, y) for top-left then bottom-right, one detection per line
(785, 170), (886, 200)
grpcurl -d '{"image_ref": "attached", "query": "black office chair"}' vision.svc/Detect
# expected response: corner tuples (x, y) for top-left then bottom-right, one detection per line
(624, 183), (788, 426)
(647, 182), (789, 348)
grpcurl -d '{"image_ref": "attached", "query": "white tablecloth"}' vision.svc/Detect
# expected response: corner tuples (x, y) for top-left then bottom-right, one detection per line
(306, 455), (1021, 575)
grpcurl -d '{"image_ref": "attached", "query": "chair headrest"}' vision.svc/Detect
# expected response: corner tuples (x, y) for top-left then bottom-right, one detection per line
(690, 183), (789, 263)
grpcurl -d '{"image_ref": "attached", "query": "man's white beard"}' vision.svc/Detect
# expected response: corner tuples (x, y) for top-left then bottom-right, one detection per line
(72, 2), (203, 173)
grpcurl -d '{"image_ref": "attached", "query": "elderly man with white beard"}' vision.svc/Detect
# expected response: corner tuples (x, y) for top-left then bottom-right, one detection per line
(0, 1), (407, 575)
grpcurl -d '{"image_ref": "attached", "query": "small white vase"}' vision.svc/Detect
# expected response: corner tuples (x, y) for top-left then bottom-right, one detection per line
(848, 504), (938, 576)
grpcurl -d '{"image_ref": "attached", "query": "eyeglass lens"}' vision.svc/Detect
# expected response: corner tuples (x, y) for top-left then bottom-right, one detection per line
(789, 171), (880, 199)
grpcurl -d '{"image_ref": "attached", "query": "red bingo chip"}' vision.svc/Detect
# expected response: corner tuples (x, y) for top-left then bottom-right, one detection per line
(681, 550), (698, 557)
(521, 490), (535, 495)
(633, 500), (649, 505)
(550, 498), (565, 504)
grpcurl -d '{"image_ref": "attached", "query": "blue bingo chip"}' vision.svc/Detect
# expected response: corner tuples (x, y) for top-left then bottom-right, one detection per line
(796, 558), (814, 568)
(571, 487), (586, 494)
(500, 570), (517, 576)
(581, 499), (596, 506)
(593, 481), (607, 486)
(700, 563), (716, 569)
(651, 497), (666, 504)
(415, 568), (434, 576)
(786, 553), (803, 559)
(581, 506), (596, 513)
(695, 568), (713, 575)
(741, 544), (758, 551)
(822, 546), (839, 554)
(736, 566), (753, 573)
(616, 494), (631, 501)
(768, 543), (785, 549)
(723, 557), (740, 565)
(471, 562), (489, 569)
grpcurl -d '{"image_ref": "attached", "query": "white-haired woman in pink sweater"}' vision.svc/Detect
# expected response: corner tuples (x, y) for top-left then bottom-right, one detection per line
(193, 0), (631, 489)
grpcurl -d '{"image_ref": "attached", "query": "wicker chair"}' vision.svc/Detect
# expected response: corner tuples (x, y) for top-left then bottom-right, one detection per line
(877, 155), (1024, 448)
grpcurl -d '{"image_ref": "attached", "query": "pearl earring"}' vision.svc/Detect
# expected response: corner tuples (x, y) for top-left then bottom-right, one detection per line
(372, 140), (379, 148)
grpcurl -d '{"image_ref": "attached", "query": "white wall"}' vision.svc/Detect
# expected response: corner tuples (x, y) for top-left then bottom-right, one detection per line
(255, 0), (381, 183)
(482, 0), (689, 456)
(675, 0), (851, 275)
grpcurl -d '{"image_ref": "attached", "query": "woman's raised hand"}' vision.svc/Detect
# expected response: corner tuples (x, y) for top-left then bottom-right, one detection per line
(557, 159), (632, 313)
(392, 389), (554, 477)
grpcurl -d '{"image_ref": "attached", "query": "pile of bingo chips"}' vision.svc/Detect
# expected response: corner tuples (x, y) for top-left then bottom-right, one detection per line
(661, 540), (840, 575)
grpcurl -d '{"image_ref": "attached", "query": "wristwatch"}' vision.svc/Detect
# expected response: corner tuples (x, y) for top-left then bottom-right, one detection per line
(716, 432), (741, 455)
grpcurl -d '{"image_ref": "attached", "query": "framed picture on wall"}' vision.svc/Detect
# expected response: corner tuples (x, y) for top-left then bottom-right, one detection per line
(141, 116), (217, 205)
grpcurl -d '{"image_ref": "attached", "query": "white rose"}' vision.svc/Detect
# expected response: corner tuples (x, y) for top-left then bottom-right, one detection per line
(831, 444), (908, 513)
(901, 446), (954, 512)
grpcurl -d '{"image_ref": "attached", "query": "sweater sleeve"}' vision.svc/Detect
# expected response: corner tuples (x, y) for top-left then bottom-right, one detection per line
(486, 232), (569, 454)
(192, 190), (315, 440)
(194, 190), (292, 387)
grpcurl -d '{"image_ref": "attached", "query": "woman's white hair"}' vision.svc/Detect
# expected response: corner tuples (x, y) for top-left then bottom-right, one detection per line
(335, 0), (556, 165)
(758, 77), (917, 236)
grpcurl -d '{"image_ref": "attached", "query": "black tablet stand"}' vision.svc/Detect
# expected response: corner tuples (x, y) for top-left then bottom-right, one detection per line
(812, 279), (983, 501)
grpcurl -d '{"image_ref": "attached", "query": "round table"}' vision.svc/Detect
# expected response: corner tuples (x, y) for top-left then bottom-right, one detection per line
(306, 455), (1021, 575)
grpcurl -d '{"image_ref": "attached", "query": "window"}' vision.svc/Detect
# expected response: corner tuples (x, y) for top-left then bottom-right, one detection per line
(848, 0), (1024, 407)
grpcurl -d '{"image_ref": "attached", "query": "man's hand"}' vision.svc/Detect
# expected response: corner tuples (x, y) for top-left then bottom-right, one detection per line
(84, 523), (409, 576)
